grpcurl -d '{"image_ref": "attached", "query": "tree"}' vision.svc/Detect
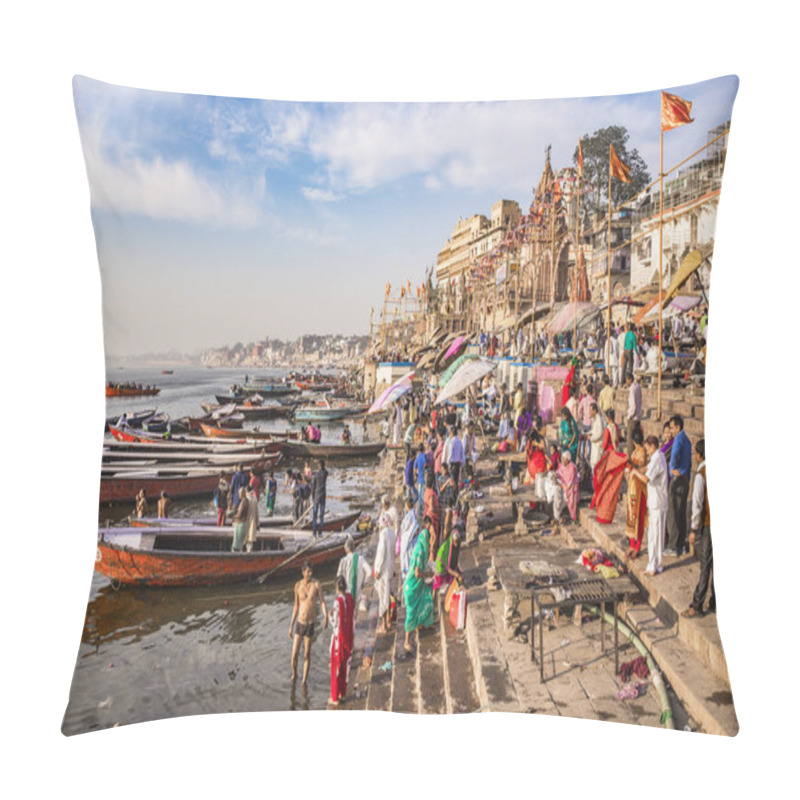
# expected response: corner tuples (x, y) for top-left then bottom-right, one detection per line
(573, 125), (651, 218)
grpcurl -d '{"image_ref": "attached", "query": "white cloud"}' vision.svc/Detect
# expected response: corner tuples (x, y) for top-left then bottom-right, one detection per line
(301, 186), (343, 203)
(87, 152), (265, 228)
(300, 99), (660, 199)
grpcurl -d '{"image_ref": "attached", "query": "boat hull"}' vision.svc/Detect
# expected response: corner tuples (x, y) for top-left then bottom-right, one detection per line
(95, 529), (368, 587)
(99, 461), (277, 504)
(281, 441), (385, 459)
(106, 388), (160, 397)
(129, 509), (361, 532)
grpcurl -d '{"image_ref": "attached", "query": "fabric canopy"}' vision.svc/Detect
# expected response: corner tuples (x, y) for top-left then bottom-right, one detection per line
(435, 358), (497, 405)
(663, 243), (712, 305)
(443, 335), (466, 361)
(641, 294), (701, 322)
(368, 371), (414, 414)
(546, 302), (598, 334)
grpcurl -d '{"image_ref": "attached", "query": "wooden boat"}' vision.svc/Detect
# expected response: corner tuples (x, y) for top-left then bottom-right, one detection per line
(199, 423), (300, 440)
(99, 458), (278, 504)
(104, 436), (297, 454)
(295, 381), (335, 392)
(95, 526), (370, 587)
(294, 406), (352, 422)
(106, 386), (160, 397)
(105, 409), (157, 431)
(108, 424), (239, 444)
(130, 509), (361, 532)
(161, 370), (174, 375)
(281, 441), (385, 459)
(102, 441), (285, 463)
(238, 383), (300, 397)
(201, 402), (290, 420)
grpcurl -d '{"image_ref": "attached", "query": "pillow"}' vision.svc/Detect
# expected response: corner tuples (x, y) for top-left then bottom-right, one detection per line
(64, 75), (738, 735)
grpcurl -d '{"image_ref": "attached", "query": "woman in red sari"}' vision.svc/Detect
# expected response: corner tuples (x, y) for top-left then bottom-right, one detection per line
(591, 446), (629, 524)
(329, 575), (355, 705)
(561, 357), (577, 408)
(625, 426), (648, 557)
(602, 408), (621, 453)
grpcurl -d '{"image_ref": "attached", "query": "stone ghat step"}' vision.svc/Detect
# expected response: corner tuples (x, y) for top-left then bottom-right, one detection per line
(611, 400), (705, 427)
(361, 570), (481, 714)
(464, 582), (522, 712)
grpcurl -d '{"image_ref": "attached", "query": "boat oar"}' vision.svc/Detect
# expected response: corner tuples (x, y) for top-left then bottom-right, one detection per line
(290, 502), (313, 529)
(254, 527), (342, 585)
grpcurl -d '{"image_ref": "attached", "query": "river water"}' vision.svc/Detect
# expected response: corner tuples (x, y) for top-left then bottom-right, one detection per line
(62, 366), (381, 735)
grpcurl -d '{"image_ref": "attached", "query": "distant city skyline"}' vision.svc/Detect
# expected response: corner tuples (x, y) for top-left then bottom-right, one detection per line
(74, 75), (738, 356)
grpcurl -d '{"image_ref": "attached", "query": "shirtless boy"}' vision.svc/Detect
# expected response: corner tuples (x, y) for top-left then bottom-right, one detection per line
(289, 561), (328, 685)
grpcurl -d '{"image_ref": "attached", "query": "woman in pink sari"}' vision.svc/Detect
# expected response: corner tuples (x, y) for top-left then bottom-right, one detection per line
(556, 450), (580, 523)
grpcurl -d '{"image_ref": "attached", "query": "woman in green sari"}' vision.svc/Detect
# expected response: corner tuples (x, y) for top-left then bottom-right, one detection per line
(403, 514), (435, 654)
(559, 406), (580, 463)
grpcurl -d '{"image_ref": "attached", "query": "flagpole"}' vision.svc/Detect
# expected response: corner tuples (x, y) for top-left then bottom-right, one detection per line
(607, 147), (612, 374)
(658, 127), (664, 420)
(574, 166), (580, 359)
(531, 246), (537, 363)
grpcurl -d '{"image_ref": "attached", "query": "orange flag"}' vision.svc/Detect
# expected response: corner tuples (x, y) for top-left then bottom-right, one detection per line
(578, 138), (583, 176)
(609, 144), (631, 183)
(661, 91), (693, 132)
(385, 282), (391, 296)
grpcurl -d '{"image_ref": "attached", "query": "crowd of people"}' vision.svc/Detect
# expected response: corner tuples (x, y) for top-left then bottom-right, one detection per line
(209, 459), (332, 546)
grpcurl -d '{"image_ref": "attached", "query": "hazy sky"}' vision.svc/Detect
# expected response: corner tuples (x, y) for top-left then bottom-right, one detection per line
(73, 75), (738, 356)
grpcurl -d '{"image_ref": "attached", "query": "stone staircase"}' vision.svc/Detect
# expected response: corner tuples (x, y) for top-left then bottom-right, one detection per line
(353, 588), (481, 715)
(611, 384), (705, 441)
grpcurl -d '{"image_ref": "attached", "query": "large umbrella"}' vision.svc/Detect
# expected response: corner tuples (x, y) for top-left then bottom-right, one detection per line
(368, 371), (415, 414)
(438, 353), (478, 387)
(435, 358), (497, 405)
(546, 302), (598, 334)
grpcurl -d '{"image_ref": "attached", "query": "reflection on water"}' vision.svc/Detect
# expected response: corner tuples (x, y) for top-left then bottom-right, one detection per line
(289, 682), (310, 712)
(65, 366), (379, 735)
(64, 566), (342, 735)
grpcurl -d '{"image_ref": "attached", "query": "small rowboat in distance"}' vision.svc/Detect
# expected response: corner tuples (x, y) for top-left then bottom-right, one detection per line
(95, 526), (370, 587)
(295, 381), (335, 392)
(106, 386), (160, 397)
(281, 441), (385, 459)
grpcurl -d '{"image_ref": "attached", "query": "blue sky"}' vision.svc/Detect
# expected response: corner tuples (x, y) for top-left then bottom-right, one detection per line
(73, 74), (738, 356)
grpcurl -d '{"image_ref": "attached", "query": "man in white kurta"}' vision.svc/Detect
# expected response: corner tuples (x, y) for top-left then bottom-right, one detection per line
(337, 536), (372, 613)
(632, 437), (669, 575)
(374, 522), (396, 631)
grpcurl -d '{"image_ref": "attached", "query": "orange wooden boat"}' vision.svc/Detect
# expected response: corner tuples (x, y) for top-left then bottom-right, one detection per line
(199, 423), (299, 441)
(95, 527), (369, 587)
(106, 386), (160, 397)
